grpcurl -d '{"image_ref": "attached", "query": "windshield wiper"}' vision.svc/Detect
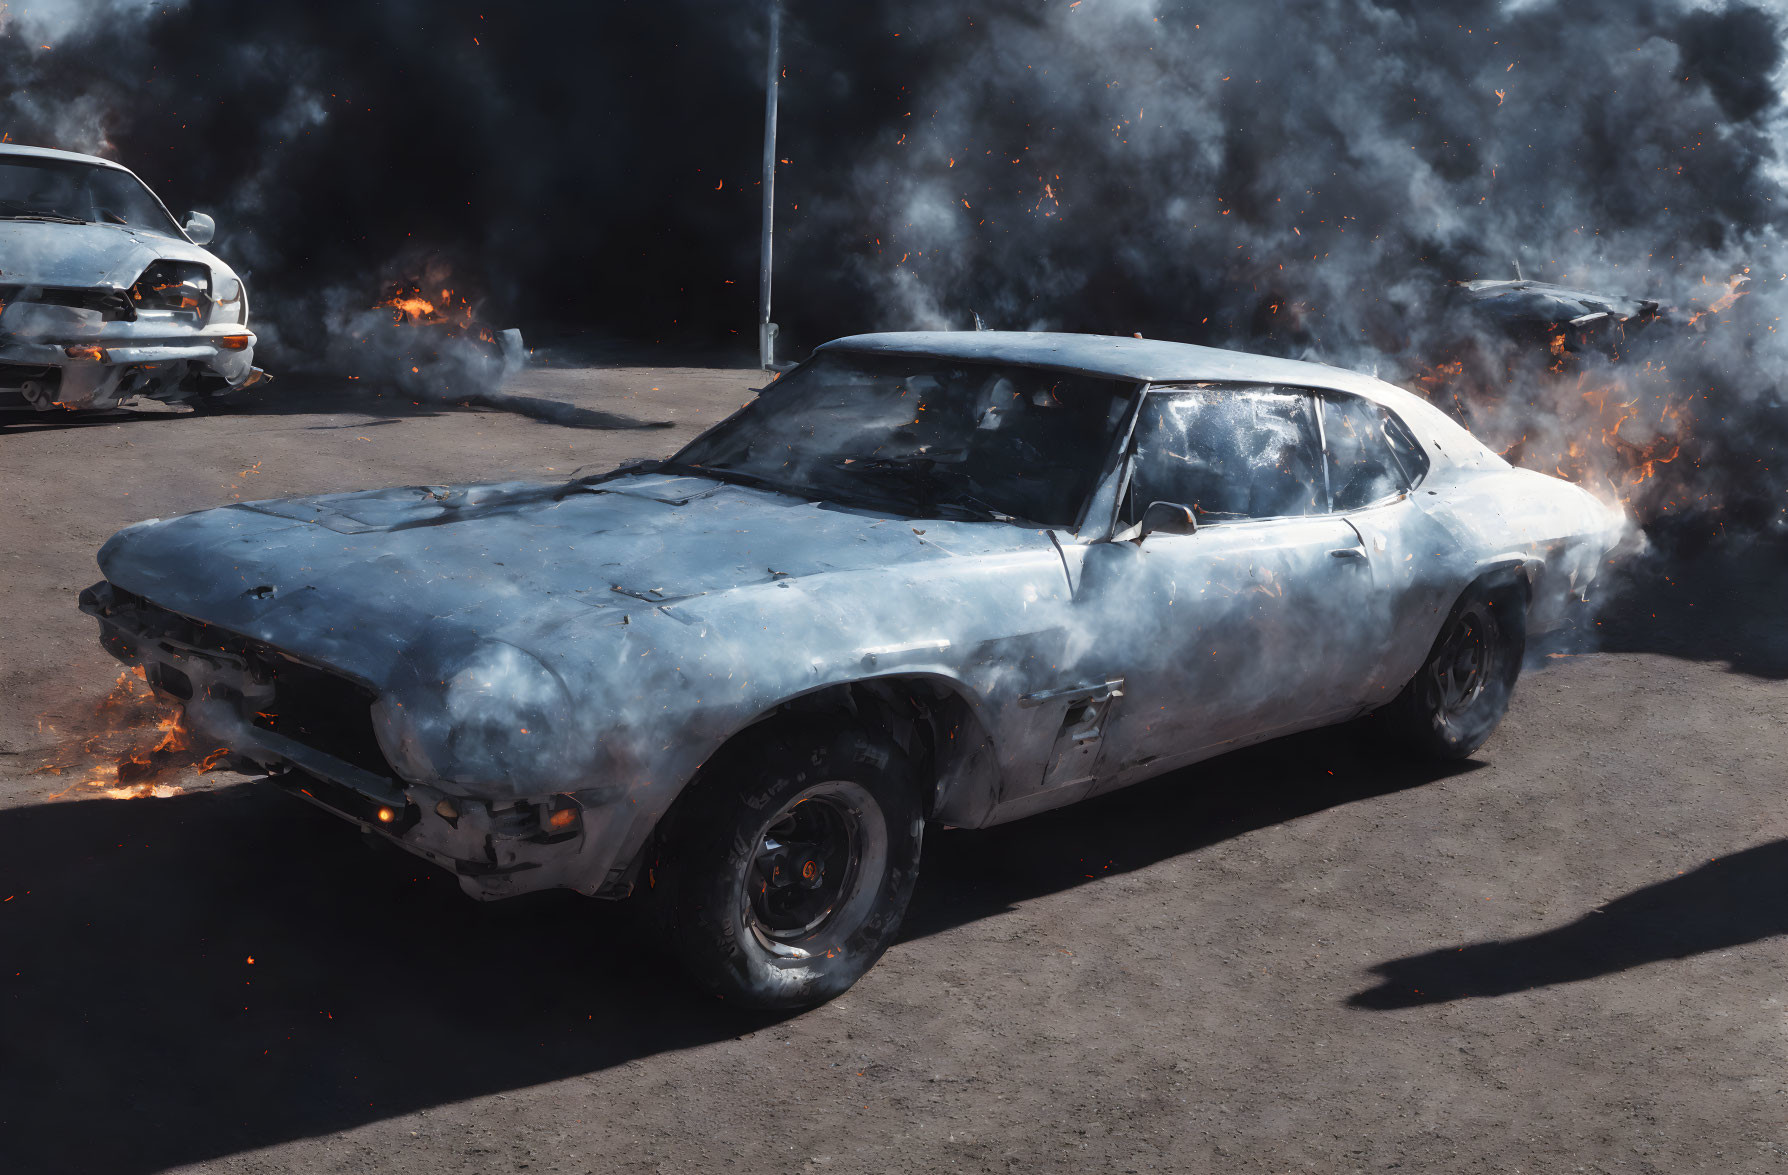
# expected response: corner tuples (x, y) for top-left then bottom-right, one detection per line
(0, 199), (87, 224)
(0, 210), (88, 225)
(654, 460), (818, 502)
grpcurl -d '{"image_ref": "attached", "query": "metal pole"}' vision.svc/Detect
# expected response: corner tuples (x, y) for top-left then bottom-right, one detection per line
(758, 0), (781, 370)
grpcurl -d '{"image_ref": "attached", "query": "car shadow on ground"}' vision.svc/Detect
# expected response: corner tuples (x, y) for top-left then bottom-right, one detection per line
(231, 374), (676, 431)
(903, 723), (1478, 940)
(0, 371), (674, 434)
(0, 403), (210, 435)
(0, 724), (1452, 1174)
(1348, 838), (1788, 1010)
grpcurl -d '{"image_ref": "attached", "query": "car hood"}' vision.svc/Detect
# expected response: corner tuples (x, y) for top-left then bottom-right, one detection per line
(0, 219), (215, 288)
(95, 472), (1054, 690)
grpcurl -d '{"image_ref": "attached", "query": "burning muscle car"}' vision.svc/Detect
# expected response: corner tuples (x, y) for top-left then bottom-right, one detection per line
(0, 143), (263, 414)
(79, 332), (1621, 1008)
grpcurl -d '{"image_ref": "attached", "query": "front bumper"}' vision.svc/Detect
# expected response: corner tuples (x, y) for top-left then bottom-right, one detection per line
(275, 772), (595, 901)
(0, 311), (261, 409)
(79, 580), (616, 901)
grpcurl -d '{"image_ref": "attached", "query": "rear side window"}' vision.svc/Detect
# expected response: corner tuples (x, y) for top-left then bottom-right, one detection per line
(1123, 386), (1324, 524)
(1320, 394), (1424, 509)
(1379, 407), (1430, 486)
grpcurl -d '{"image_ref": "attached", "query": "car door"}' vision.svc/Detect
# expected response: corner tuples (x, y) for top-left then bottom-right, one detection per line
(1313, 391), (1463, 706)
(1082, 384), (1384, 787)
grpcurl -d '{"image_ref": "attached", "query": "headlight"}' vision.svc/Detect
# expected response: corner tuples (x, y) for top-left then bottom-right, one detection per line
(439, 642), (575, 784)
(214, 276), (249, 325)
(130, 260), (211, 316)
(371, 694), (436, 783)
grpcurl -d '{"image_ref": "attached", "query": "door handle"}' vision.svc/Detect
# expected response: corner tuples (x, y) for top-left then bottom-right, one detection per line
(1019, 678), (1126, 708)
(1328, 547), (1368, 562)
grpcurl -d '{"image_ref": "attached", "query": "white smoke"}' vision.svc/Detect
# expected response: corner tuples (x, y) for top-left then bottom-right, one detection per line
(0, 0), (179, 42)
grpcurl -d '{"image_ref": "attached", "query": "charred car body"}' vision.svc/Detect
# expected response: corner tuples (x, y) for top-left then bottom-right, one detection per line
(81, 332), (1621, 1007)
(1455, 274), (1669, 357)
(0, 144), (263, 413)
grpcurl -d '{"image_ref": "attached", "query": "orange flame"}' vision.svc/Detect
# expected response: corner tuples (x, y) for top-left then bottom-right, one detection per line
(1686, 273), (1749, 328)
(1412, 344), (1693, 516)
(33, 668), (231, 800)
(376, 281), (478, 328)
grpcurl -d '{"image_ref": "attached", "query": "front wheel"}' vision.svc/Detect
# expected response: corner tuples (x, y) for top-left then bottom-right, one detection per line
(1378, 585), (1526, 759)
(647, 720), (924, 1010)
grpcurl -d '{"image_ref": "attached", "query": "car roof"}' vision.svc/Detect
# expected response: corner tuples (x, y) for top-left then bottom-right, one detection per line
(825, 330), (1401, 399)
(818, 331), (1505, 472)
(0, 143), (134, 172)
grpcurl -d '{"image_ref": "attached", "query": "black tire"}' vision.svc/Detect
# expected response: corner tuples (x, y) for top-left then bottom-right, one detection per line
(1378, 584), (1527, 759)
(647, 718), (925, 1010)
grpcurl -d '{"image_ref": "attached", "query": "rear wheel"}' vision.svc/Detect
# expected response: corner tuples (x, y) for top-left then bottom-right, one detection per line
(1378, 585), (1526, 759)
(647, 720), (924, 1010)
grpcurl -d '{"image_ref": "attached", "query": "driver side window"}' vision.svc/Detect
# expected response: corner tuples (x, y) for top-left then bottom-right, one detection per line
(1122, 386), (1324, 526)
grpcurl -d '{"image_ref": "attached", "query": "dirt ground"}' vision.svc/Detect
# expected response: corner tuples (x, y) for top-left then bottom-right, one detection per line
(2, 363), (1785, 1175)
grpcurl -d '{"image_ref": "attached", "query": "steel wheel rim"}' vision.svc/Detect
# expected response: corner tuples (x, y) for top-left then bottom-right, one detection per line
(744, 781), (880, 949)
(1430, 611), (1490, 716)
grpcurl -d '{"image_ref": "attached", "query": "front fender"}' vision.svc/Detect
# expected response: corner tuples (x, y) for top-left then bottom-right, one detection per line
(538, 553), (1075, 892)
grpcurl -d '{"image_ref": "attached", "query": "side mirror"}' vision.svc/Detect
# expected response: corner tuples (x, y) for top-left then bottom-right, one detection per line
(183, 211), (216, 246)
(1137, 500), (1197, 539)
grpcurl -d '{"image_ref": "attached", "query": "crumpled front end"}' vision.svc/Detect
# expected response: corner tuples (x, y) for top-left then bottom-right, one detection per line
(77, 579), (621, 901)
(1, 258), (265, 411)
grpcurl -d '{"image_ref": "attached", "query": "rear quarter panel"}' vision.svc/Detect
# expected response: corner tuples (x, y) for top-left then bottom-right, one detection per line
(1423, 465), (1624, 634)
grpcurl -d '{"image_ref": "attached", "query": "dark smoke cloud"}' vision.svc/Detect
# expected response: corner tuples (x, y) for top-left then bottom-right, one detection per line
(3, 0), (1786, 533)
(0, 0), (768, 353)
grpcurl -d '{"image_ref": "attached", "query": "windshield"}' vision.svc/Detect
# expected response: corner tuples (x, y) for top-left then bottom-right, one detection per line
(0, 155), (182, 235)
(670, 350), (1136, 527)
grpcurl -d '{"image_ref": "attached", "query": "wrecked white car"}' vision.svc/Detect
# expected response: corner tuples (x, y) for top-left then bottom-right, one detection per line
(0, 143), (263, 413)
(79, 332), (1620, 1008)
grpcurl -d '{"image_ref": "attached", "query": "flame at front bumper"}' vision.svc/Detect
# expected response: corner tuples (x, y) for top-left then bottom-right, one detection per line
(79, 579), (627, 901)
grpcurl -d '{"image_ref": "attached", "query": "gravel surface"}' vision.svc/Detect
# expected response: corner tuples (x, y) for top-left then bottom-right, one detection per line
(2, 364), (1784, 1174)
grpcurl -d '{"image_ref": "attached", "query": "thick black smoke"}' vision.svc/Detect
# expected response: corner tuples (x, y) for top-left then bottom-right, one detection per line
(3, 0), (1786, 534)
(780, 1), (1786, 338)
(0, 0), (769, 352)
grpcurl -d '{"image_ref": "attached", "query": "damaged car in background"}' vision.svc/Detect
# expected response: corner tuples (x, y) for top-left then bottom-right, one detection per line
(79, 331), (1622, 1008)
(0, 143), (265, 415)
(1454, 270), (1670, 355)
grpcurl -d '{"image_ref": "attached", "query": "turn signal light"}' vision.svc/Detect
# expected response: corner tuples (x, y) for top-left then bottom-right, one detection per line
(548, 807), (578, 829)
(217, 335), (252, 351)
(64, 344), (109, 362)
(376, 806), (397, 824)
